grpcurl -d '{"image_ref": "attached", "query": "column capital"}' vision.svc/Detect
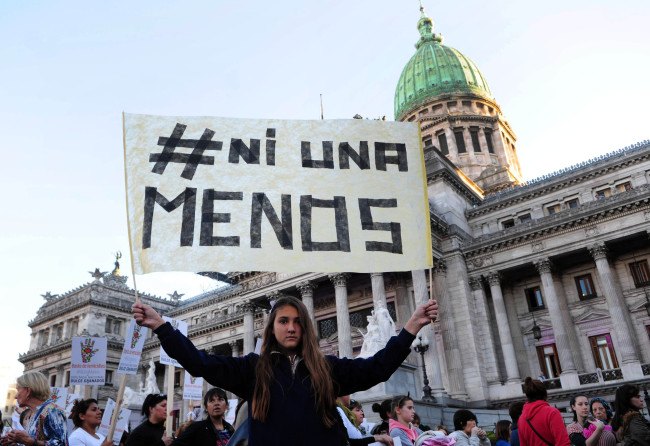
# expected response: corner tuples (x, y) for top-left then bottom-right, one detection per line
(296, 281), (317, 295)
(487, 272), (501, 286)
(433, 259), (447, 275)
(370, 272), (384, 278)
(468, 276), (483, 291)
(535, 258), (553, 275)
(328, 273), (351, 287)
(241, 302), (256, 314)
(228, 340), (239, 350)
(589, 243), (608, 260)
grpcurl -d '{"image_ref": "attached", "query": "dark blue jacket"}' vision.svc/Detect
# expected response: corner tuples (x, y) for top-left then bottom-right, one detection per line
(155, 322), (415, 446)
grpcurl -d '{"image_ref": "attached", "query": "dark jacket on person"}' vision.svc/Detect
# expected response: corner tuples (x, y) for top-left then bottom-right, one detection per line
(510, 421), (520, 446)
(125, 420), (165, 446)
(622, 411), (650, 446)
(171, 418), (234, 446)
(154, 322), (415, 446)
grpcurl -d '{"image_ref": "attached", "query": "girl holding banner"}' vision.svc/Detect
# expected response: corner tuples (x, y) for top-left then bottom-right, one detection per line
(132, 295), (438, 446)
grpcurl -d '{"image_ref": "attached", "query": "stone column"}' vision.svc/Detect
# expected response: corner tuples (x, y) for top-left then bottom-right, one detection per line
(411, 269), (446, 398)
(229, 340), (240, 358)
(329, 273), (353, 358)
(297, 281), (318, 334)
(468, 276), (500, 385)
(487, 272), (520, 382)
(534, 259), (577, 376)
(589, 244), (641, 369)
(433, 261), (466, 396)
(370, 273), (388, 311)
(392, 273), (412, 328)
(242, 302), (256, 355)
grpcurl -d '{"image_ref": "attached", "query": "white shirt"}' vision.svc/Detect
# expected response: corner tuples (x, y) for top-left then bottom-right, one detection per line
(337, 407), (363, 439)
(68, 427), (107, 446)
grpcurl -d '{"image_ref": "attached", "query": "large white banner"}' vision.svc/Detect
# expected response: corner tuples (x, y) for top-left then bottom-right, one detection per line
(124, 113), (432, 274)
(182, 371), (203, 401)
(160, 316), (188, 367)
(70, 337), (107, 385)
(118, 319), (148, 375)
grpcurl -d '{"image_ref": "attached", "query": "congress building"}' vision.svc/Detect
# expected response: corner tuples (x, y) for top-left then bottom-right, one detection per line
(18, 5), (650, 428)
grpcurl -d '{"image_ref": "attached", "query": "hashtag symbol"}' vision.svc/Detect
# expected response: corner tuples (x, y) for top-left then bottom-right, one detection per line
(149, 123), (223, 180)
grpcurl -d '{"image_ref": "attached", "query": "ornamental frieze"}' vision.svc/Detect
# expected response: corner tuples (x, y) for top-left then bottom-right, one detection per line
(239, 273), (277, 292)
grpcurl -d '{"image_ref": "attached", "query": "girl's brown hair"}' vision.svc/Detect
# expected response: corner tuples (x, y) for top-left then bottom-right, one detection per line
(251, 296), (337, 427)
(495, 420), (511, 442)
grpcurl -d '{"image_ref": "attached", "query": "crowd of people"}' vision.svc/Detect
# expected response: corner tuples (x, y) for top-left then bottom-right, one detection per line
(2, 294), (650, 446)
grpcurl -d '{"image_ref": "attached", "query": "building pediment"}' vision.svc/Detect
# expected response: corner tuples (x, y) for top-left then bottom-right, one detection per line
(574, 309), (611, 324)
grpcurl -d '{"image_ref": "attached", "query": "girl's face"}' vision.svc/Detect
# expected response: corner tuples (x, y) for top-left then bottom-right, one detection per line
(572, 396), (590, 419)
(207, 394), (228, 419)
(81, 402), (103, 428)
(631, 394), (644, 410)
(149, 400), (168, 423)
(592, 402), (608, 421)
(352, 406), (364, 425)
(396, 400), (415, 425)
(272, 305), (303, 354)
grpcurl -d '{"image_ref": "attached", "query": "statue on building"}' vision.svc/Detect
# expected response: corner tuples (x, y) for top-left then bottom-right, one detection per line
(358, 309), (397, 358)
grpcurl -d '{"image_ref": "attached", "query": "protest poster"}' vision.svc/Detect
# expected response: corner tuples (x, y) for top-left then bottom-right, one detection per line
(65, 393), (81, 417)
(182, 371), (203, 400)
(70, 337), (107, 385)
(98, 398), (131, 445)
(49, 387), (68, 410)
(159, 316), (188, 367)
(124, 114), (432, 274)
(225, 399), (238, 425)
(118, 319), (148, 375)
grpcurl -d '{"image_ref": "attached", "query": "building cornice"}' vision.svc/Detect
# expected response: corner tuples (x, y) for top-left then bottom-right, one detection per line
(469, 141), (650, 217)
(464, 185), (650, 258)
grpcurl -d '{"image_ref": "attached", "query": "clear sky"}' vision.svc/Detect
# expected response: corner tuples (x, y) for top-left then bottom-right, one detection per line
(1, 0), (648, 380)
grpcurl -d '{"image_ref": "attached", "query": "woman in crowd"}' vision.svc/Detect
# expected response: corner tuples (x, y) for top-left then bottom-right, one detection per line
(508, 401), (525, 446)
(517, 377), (569, 446)
(371, 399), (393, 435)
(590, 398), (613, 426)
(2, 371), (67, 446)
(337, 395), (393, 445)
(125, 394), (172, 446)
(172, 387), (234, 446)
(611, 384), (650, 445)
(68, 399), (112, 446)
(133, 296), (438, 446)
(449, 409), (490, 446)
(567, 395), (616, 446)
(495, 420), (511, 446)
(348, 399), (366, 434)
(389, 395), (422, 445)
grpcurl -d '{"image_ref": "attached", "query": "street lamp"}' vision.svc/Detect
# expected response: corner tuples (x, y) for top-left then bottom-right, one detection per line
(412, 334), (434, 402)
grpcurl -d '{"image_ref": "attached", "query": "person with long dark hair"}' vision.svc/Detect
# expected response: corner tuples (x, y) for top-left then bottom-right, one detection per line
(68, 399), (112, 446)
(566, 394), (614, 446)
(611, 384), (650, 445)
(171, 387), (234, 446)
(371, 399), (393, 435)
(517, 377), (569, 446)
(495, 420), (511, 446)
(133, 295), (437, 446)
(125, 394), (172, 446)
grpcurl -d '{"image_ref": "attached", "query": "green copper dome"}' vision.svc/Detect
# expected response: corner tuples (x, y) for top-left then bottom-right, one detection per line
(394, 6), (492, 121)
